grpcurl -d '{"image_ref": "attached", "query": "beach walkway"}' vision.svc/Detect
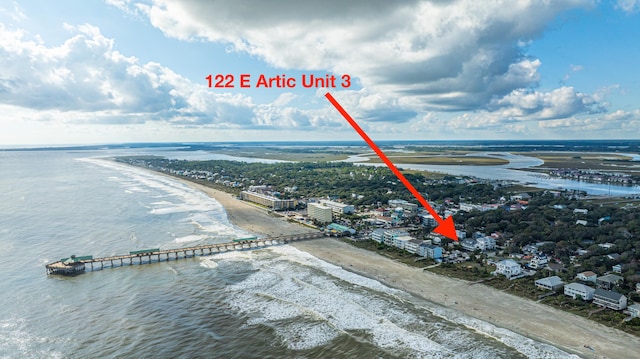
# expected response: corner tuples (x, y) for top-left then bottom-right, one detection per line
(46, 232), (324, 275)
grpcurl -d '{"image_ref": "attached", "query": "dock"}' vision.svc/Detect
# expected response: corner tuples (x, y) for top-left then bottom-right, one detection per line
(46, 232), (324, 275)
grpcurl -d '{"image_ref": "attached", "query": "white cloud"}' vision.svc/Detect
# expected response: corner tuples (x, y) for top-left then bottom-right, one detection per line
(488, 86), (605, 120)
(0, 1), (27, 22)
(127, 0), (595, 113)
(0, 23), (339, 133)
(615, 0), (640, 13)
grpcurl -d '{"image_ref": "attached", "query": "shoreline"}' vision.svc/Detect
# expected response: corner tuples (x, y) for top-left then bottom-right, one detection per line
(168, 174), (638, 358)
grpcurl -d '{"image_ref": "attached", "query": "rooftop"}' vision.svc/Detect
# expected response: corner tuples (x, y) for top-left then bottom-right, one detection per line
(594, 288), (625, 301)
(535, 276), (564, 287)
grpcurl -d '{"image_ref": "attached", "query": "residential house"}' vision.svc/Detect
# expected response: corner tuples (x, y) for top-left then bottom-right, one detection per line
(535, 276), (565, 291)
(626, 304), (640, 318)
(495, 259), (523, 279)
(564, 282), (595, 300)
(522, 244), (538, 254)
(576, 271), (597, 283)
(511, 193), (531, 201)
(607, 253), (621, 261)
(597, 274), (623, 290)
(612, 264), (623, 274)
(573, 208), (588, 215)
(460, 239), (477, 252)
(529, 255), (548, 270)
(593, 288), (627, 310)
(476, 236), (496, 251)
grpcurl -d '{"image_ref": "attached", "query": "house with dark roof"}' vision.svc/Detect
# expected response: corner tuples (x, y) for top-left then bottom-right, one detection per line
(596, 274), (623, 290)
(593, 288), (627, 310)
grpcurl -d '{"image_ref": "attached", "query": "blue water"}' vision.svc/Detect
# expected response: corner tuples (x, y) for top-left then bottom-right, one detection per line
(0, 150), (578, 358)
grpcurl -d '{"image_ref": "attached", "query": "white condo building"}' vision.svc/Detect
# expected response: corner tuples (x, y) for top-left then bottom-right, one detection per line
(319, 199), (355, 215)
(307, 203), (332, 223)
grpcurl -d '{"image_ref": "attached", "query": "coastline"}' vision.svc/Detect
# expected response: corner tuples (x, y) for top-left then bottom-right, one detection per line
(172, 175), (638, 358)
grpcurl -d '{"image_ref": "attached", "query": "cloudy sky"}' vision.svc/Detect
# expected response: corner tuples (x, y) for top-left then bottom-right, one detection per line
(1, 0), (639, 145)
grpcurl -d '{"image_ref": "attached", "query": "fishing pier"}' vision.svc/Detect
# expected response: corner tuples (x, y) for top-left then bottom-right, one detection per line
(46, 232), (324, 275)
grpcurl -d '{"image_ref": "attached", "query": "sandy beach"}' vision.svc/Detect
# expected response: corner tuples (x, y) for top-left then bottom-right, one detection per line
(180, 178), (639, 359)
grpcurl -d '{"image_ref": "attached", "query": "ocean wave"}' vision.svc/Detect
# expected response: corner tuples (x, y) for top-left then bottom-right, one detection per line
(218, 248), (450, 356)
(174, 234), (210, 244)
(199, 257), (219, 269)
(204, 247), (578, 358)
(79, 157), (251, 241)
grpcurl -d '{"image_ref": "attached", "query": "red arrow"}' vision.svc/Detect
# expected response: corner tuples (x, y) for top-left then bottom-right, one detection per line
(325, 92), (458, 241)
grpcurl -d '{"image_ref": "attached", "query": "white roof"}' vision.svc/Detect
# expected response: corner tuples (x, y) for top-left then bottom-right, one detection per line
(498, 259), (520, 267)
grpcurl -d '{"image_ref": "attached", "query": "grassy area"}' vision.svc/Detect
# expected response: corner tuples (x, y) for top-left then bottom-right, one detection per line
(518, 151), (639, 171)
(399, 168), (448, 179)
(207, 147), (364, 162)
(365, 155), (509, 166)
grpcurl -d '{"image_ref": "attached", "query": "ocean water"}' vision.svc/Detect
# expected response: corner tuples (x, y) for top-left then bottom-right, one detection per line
(0, 150), (578, 358)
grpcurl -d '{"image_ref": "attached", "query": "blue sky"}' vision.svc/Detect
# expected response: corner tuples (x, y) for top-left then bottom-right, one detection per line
(1, 0), (639, 145)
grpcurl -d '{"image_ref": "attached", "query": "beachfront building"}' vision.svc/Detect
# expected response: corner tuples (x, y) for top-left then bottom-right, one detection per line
(240, 191), (295, 210)
(307, 202), (332, 223)
(418, 243), (443, 260)
(576, 271), (597, 283)
(319, 199), (354, 215)
(393, 235), (414, 250)
(324, 223), (356, 237)
(405, 239), (422, 254)
(564, 282), (595, 301)
(535, 276), (565, 291)
(371, 229), (386, 243)
(593, 288), (627, 310)
(372, 229), (411, 247)
(495, 259), (523, 279)
(626, 304), (640, 318)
